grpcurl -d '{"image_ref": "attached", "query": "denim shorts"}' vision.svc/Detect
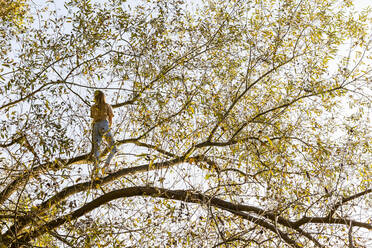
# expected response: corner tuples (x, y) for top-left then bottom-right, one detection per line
(92, 120), (117, 165)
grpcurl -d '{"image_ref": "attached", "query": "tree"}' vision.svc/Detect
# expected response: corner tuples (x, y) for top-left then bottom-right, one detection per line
(0, 0), (371, 247)
(0, 0), (30, 71)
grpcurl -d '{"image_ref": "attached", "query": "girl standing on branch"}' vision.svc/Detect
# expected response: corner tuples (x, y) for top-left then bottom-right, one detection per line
(90, 90), (117, 172)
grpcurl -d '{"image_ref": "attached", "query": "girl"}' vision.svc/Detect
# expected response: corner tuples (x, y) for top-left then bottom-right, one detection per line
(91, 90), (117, 170)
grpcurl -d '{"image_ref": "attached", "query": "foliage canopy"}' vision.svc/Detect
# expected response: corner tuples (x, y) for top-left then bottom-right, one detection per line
(0, 0), (371, 247)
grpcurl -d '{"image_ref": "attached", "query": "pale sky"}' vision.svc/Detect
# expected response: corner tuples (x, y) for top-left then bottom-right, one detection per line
(355, 0), (372, 8)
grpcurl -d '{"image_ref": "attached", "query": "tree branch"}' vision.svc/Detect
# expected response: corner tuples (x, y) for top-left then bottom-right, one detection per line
(0, 81), (61, 110)
(9, 186), (299, 247)
(7, 183), (370, 247)
(4, 155), (200, 236)
(0, 135), (23, 148)
(327, 188), (372, 218)
(207, 53), (299, 142)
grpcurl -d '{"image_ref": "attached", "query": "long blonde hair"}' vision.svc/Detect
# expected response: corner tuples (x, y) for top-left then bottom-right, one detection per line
(94, 90), (106, 108)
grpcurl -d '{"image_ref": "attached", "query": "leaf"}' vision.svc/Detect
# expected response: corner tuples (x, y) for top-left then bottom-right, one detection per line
(265, 136), (273, 147)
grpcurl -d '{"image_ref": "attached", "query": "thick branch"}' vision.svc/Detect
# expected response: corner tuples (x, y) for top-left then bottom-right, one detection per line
(0, 153), (89, 206)
(8, 184), (371, 247)
(10, 186), (298, 247)
(4, 155), (195, 236)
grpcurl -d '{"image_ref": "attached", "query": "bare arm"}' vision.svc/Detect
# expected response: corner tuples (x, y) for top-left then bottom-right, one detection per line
(108, 104), (114, 127)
